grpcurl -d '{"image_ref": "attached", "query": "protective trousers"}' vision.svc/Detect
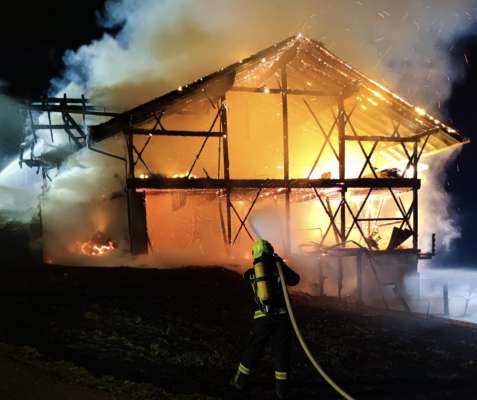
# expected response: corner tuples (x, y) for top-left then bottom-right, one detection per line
(239, 313), (292, 382)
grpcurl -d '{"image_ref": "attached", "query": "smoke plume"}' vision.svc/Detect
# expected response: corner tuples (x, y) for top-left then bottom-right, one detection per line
(420, 149), (462, 253)
(0, 84), (36, 222)
(0, 88), (23, 169)
(56, 0), (477, 111)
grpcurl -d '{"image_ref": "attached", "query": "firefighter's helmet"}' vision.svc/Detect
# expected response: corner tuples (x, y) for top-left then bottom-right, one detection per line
(252, 239), (274, 260)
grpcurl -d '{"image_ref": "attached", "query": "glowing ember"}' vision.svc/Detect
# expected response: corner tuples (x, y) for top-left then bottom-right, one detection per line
(77, 231), (118, 257)
(415, 106), (427, 116)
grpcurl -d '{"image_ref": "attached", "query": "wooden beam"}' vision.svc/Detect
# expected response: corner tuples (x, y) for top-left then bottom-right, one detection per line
(128, 177), (421, 190)
(281, 66), (291, 253)
(125, 128), (136, 254)
(31, 97), (91, 104)
(338, 96), (346, 244)
(125, 129), (135, 179)
(32, 124), (70, 130)
(344, 135), (419, 143)
(131, 128), (224, 137)
(357, 217), (404, 222)
(229, 86), (336, 97)
(413, 127), (440, 141)
(220, 96), (232, 245)
(413, 139), (419, 250)
(28, 105), (119, 117)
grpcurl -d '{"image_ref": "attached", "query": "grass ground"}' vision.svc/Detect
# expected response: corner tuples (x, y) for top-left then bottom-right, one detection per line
(0, 265), (477, 399)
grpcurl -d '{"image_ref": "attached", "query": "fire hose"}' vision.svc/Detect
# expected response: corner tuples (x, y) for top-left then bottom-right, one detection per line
(275, 260), (354, 400)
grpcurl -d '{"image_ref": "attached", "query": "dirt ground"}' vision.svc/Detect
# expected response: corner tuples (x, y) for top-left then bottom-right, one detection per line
(0, 265), (477, 399)
(0, 352), (112, 400)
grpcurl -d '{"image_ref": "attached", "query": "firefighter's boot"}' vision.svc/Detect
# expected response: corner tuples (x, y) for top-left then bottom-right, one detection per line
(230, 364), (250, 391)
(275, 376), (289, 400)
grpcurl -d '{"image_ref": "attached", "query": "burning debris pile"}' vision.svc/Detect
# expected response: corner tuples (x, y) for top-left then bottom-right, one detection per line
(72, 231), (118, 257)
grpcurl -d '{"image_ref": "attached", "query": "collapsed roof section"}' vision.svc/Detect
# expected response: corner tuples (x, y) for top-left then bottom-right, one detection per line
(90, 34), (468, 158)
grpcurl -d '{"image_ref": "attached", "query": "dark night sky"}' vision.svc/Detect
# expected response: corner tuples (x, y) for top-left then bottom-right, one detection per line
(0, 2), (475, 266)
(441, 32), (477, 266)
(0, 1), (109, 98)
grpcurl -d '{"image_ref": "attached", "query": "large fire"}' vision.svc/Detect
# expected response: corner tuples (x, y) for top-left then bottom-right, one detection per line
(75, 231), (118, 257)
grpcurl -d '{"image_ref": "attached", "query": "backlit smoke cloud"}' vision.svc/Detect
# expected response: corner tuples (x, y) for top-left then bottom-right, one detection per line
(0, 83), (24, 168)
(420, 149), (462, 253)
(56, 0), (477, 112)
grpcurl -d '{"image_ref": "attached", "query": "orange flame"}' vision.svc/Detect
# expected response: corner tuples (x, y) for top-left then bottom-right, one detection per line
(74, 231), (118, 257)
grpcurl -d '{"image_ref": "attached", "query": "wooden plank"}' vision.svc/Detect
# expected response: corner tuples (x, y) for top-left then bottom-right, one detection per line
(128, 177), (421, 190)
(411, 127), (440, 141)
(281, 67), (291, 253)
(229, 86), (335, 97)
(131, 128), (224, 137)
(29, 105), (119, 117)
(220, 96), (232, 245)
(338, 96), (346, 244)
(32, 124), (70, 130)
(125, 129), (135, 179)
(63, 113), (86, 138)
(357, 217), (404, 222)
(344, 135), (418, 143)
(32, 97), (91, 104)
(413, 139), (419, 249)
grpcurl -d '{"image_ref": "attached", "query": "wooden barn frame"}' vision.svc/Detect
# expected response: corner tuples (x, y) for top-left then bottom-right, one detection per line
(23, 35), (469, 263)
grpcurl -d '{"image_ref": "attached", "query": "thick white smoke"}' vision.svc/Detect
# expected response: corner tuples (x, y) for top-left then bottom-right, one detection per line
(404, 267), (477, 324)
(56, 0), (477, 111)
(420, 149), (462, 252)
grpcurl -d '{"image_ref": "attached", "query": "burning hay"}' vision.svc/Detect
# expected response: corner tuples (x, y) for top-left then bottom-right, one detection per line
(73, 231), (118, 257)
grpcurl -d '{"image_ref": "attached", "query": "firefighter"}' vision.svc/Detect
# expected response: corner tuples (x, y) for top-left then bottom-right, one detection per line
(231, 239), (300, 400)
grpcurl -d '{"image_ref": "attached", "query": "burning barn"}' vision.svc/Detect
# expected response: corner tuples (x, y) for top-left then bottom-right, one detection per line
(22, 35), (468, 305)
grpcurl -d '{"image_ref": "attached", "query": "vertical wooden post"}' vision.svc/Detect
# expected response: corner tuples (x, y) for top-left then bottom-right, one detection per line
(38, 169), (46, 263)
(413, 189), (419, 250)
(125, 128), (135, 254)
(126, 129), (135, 179)
(281, 66), (291, 254)
(125, 127), (150, 255)
(220, 96), (232, 245)
(337, 95), (346, 244)
(412, 140), (419, 250)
